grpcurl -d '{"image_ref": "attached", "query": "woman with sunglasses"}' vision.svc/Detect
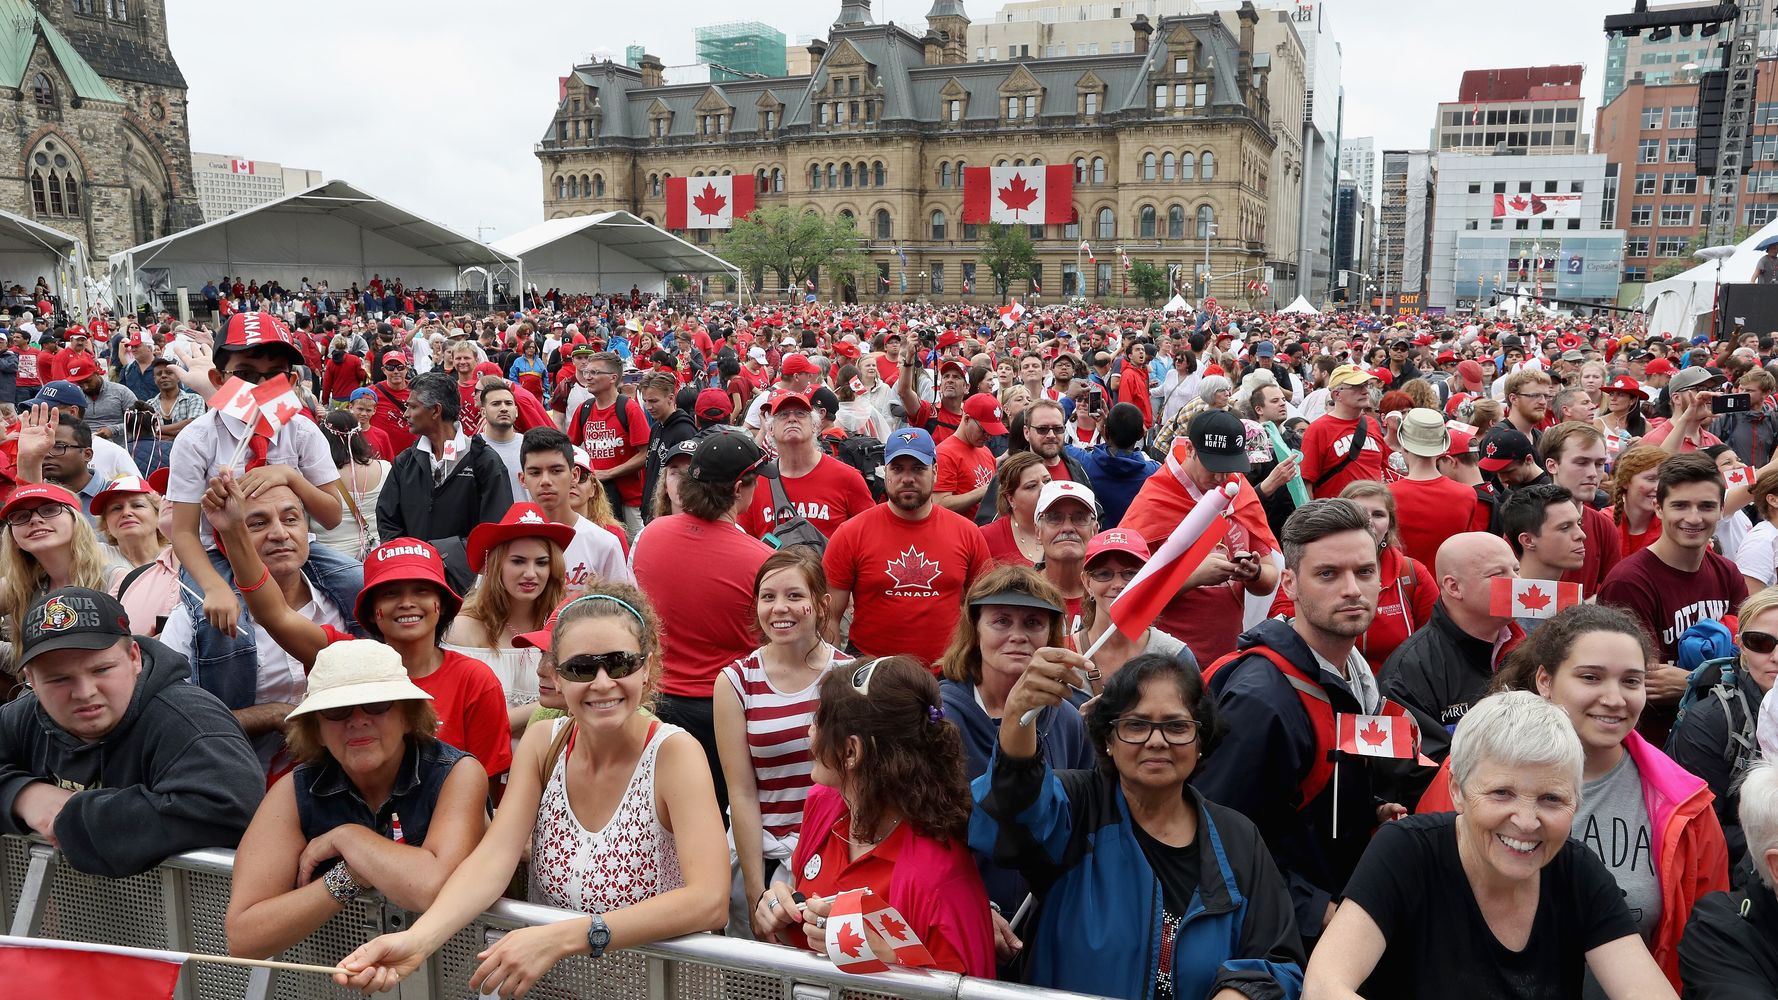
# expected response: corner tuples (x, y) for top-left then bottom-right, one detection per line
(1072, 530), (1195, 689)
(752, 655), (993, 977)
(336, 584), (729, 997)
(0, 482), (122, 668)
(977, 651), (1303, 999)
(225, 641), (489, 959)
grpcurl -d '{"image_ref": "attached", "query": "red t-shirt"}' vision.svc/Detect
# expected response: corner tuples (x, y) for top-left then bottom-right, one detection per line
(569, 396), (650, 507)
(369, 382), (417, 456)
(1388, 475), (1489, 570)
(14, 346), (41, 387)
(323, 353), (365, 402)
(631, 514), (772, 698)
(1298, 412), (1388, 499)
(909, 400), (963, 445)
(1619, 515), (1663, 557)
(1562, 504), (1623, 598)
(1043, 457), (1072, 483)
(320, 626), (511, 776)
(934, 434), (996, 522)
(823, 503), (992, 667)
(456, 378), (482, 437)
(737, 456), (876, 539)
(978, 517), (1033, 567)
(1116, 364), (1152, 426)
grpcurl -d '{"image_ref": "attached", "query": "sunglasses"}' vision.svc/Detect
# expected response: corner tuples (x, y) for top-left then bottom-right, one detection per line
(556, 651), (645, 682)
(1742, 630), (1778, 655)
(382, 361), (408, 371)
(318, 701), (394, 722)
(226, 369), (293, 385)
(851, 657), (884, 696)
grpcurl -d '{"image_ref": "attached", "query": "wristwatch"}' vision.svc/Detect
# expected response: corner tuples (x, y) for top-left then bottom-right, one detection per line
(585, 913), (612, 959)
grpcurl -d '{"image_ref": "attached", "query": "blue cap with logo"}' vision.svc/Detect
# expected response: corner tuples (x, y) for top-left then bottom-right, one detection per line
(884, 427), (937, 466)
(26, 380), (89, 411)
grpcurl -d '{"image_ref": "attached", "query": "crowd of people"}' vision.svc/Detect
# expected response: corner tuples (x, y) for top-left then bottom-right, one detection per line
(0, 288), (1773, 999)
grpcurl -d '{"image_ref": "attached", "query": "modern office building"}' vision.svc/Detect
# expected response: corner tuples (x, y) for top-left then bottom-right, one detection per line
(1603, 1), (1778, 106)
(1433, 65), (1588, 157)
(1340, 136), (1375, 197)
(1379, 150), (1435, 310)
(1332, 173), (1372, 303)
(191, 154), (325, 223)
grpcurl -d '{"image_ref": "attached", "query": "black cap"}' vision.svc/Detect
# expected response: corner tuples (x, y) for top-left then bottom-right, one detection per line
(1187, 410), (1251, 474)
(1477, 425), (1536, 473)
(18, 587), (131, 670)
(809, 386), (840, 419)
(690, 429), (775, 483)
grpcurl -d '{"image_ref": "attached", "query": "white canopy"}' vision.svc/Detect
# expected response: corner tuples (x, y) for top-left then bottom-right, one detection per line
(0, 209), (85, 317)
(1278, 295), (1319, 316)
(1640, 217), (1778, 340)
(493, 212), (740, 296)
(107, 179), (518, 314)
(1161, 294), (1193, 313)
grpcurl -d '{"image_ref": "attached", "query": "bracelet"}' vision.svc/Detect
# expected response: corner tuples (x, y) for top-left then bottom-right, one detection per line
(322, 861), (362, 904)
(237, 567), (272, 594)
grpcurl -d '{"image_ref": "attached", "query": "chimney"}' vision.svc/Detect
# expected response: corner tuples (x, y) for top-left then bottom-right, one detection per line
(637, 52), (664, 88)
(1132, 14), (1152, 55)
(1237, 2), (1258, 101)
(807, 37), (829, 67)
(922, 29), (944, 66)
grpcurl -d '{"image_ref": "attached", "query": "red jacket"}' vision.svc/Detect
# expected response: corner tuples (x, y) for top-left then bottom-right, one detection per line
(1416, 730), (1727, 989)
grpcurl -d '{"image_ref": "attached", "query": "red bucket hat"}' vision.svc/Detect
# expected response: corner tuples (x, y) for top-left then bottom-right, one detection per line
(356, 538), (462, 630)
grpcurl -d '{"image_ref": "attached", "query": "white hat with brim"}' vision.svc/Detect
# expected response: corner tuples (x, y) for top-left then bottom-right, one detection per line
(1397, 407), (1451, 459)
(285, 640), (431, 721)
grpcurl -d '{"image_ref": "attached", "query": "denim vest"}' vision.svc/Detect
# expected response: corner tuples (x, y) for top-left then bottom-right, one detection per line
(176, 542), (367, 710)
(293, 738), (468, 850)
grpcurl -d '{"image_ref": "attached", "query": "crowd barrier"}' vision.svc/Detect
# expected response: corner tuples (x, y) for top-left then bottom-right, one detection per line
(0, 836), (1095, 1000)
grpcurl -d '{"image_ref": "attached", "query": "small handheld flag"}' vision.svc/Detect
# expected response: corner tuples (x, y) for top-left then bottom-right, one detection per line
(1489, 578), (1582, 620)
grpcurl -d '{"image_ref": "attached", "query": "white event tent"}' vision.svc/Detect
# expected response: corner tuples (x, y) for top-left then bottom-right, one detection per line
(1278, 295), (1319, 315)
(0, 209), (85, 317)
(108, 180), (518, 314)
(1640, 216), (1778, 340)
(493, 212), (741, 296)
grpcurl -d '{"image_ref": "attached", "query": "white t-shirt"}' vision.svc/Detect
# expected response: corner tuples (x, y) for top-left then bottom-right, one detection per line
(89, 436), (142, 482)
(410, 332), (434, 374)
(478, 431), (528, 502)
(1733, 517), (1776, 585)
(564, 515), (633, 593)
(164, 409), (339, 548)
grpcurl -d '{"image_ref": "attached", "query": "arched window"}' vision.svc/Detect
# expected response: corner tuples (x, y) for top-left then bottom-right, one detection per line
(64, 176), (77, 215)
(1201, 151), (1216, 180)
(1162, 152), (1176, 181)
(857, 161), (868, 187)
(1196, 205), (1215, 239)
(567, 176), (579, 198)
(593, 174), (605, 197)
(842, 163), (853, 188)
(811, 164), (822, 190)
(757, 169), (768, 193)
(931, 210), (947, 240)
(939, 162), (952, 187)
(873, 161), (886, 186)
(772, 168), (784, 192)
(1180, 152), (1195, 180)
(46, 173), (63, 216)
(1091, 157), (1106, 184)
(1139, 206), (1156, 238)
(1013, 158), (1025, 167)
(29, 173), (45, 215)
(839, 209), (855, 226)
(1167, 205), (1185, 239)
(650, 174), (663, 197)
(1142, 152), (1157, 181)
(1031, 157), (1043, 166)
(1096, 207), (1115, 239)
(555, 176), (565, 199)
(875, 209), (891, 240)
(827, 163), (838, 188)
(1074, 157), (1087, 183)
(32, 73), (53, 108)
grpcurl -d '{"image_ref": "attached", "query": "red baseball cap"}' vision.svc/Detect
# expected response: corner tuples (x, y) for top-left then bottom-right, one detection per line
(1444, 428), (1476, 458)
(356, 538), (462, 632)
(1, 482), (79, 522)
(1084, 528), (1151, 568)
(695, 388), (731, 421)
(220, 312), (304, 367)
(1456, 359), (1484, 391)
(1644, 358), (1676, 376)
(780, 354), (821, 377)
(88, 474), (155, 516)
(765, 388), (813, 414)
(465, 503), (577, 573)
(962, 393), (1008, 435)
(1435, 350), (1457, 365)
(1444, 392), (1474, 417)
(937, 330), (962, 349)
(1368, 367), (1394, 385)
(938, 358), (968, 377)
(832, 341), (861, 360)
(61, 352), (99, 382)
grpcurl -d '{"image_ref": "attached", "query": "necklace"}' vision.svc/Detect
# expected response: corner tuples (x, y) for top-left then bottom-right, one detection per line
(840, 817), (900, 848)
(1012, 519), (1041, 559)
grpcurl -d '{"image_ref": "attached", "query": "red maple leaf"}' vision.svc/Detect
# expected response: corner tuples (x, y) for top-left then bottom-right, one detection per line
(1517, 585), (1550, 612)
(1508, 195), (1529, 211)
(692, 183), (728, 220)
(1359, 719), (1388, 747)
(271, 401), (302, 427)
(996, 173), (1040, 217)
(878, 913), (910, 941)
(1529, 195), (1548, 215)
(836, 920), (866, 958)
(885, 547), (942, 590)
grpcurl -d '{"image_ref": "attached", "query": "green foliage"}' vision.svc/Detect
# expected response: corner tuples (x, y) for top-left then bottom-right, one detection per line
(716, 207), (871, 298)
(1127, 260), (1169, 305)
(980, 223), (1037, 302)
(1649, 225), (1754, 282)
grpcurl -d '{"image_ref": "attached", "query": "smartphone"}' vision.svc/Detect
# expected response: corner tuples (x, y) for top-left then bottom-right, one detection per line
(622, 371), (643, 386)
(1712, 392), (1751, 414)
(1087, 389), (1104, 415)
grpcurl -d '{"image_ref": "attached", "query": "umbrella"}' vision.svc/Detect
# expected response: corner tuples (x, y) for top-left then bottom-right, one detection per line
(1755, 235), (1778, 251)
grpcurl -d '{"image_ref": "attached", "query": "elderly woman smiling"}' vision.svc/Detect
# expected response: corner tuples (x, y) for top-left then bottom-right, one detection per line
(1303, 690), (1677, 1000)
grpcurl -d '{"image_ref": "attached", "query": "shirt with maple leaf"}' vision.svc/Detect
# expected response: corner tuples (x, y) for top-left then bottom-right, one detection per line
(822, 504), (992, 667)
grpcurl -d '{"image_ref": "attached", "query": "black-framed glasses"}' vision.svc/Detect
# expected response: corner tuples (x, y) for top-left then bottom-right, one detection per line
(556, 651), (644, 682)
(318, 701), (394, 723)
(4, 503), (70, 527)
(1028, 424), (1066, 436)
(1742, 630), (1778, 655)
(1111, 717), (1200, 746)
(46, 442), (82, 456)
(225, 368), (292, 385)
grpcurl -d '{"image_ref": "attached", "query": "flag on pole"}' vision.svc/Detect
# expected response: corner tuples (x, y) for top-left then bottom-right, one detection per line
(207, 376), (259, 424)
(1104, 482), (1239, 640)
(1080, 240), (1095, 262)
(895, 245), (908, 266)
(999, 301), (1025, 328)
(0, 936), (184, 1000)
(1335, 712), (1422, 760)
(248, 378), (305, 438)
(1469, 101), (1481, 125)
(1489, 578), (1583, 620)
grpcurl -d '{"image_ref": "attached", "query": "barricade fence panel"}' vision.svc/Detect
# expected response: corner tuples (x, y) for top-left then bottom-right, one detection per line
(0, 837), (1100, 1000)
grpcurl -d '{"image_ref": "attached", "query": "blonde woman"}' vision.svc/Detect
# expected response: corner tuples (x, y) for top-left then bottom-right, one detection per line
(92, 476), (182, 639)
(0, 483), (120, 655)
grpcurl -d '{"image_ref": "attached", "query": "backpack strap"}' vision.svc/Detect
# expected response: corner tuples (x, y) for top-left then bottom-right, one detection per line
(1312, 416), (1370, 490)
(1710, 663), (1757, 769)
(1204, 644), (1336, 809)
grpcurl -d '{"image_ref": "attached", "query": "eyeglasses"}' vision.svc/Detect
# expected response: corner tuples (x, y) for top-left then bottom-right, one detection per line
(591, 370), (621, 378)
(46, 442), (83, 456)
(1513, 393), (1552, 403)
(1087, 566), (1141, 584)
(225, 369), (292, 385)
(381, 362), (408, 372)
(1111, 717), (1200, 746)
(5, 503), (70, 527)
(555, 650), (645, 682)
(1028, 424), (1066, 436)
(1039, 510), (1096, 527)
(318, 701), (394, 723)
(1741, 630), (1778, 655)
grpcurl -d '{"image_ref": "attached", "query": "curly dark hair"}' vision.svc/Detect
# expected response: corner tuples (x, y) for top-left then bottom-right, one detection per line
(811, 656), (971, 843)
(1085, 653), (1221, 777)
(1490, 603), (1652, 695)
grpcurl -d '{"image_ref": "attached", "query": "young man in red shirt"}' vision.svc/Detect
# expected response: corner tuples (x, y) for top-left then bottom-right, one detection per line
(566, 350), (650, 538)
(1299, 364), (1386, 499)
(1388, 408), (1488, 570)
(899, 353), (967, 444)
(737, 389), (874, 539)
(933, 394), (1003, 521)
(1538, 421), (1622, 596)
(823, 427), (991, 668)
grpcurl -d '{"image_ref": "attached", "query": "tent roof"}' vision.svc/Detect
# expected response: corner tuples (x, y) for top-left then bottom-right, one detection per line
(0, 207), (78, 255)
(1639, 216), (1778, 310)
(494, 212), (738, 275)
(110, 179), (516, 270)
(1279, 295), (1320, 315)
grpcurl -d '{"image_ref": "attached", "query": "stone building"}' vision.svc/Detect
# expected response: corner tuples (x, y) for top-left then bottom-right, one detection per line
(536, 0), (1279, 303)
(0, 0), (201, 263)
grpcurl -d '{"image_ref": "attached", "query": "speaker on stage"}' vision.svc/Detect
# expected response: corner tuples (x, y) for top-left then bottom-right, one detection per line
(1718, 284), (1778, 336)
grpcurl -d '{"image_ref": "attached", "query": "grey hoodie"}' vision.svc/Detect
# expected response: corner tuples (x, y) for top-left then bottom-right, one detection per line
(0, 635), (264, 877)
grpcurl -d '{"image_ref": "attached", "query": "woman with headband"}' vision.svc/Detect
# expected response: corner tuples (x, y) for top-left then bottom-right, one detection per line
(336, 584), (729, 997)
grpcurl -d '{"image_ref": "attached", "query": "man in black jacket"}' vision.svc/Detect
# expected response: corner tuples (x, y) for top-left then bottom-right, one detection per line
(1678, 758), (1778, 993)
(377, 371), (513, 593)
(0, 588), (263, 878)
(639, 370), (696, 521)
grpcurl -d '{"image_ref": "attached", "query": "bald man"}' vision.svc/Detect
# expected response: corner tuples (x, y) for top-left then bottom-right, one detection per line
(1379, 532), (1527, 770)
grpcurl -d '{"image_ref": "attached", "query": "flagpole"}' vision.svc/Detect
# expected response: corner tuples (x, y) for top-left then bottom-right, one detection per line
(222, 404), (263, 472)
(185, 953), (350, 977)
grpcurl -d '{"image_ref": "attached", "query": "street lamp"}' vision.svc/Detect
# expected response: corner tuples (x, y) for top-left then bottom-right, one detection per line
(1201, 222), (1219, 299)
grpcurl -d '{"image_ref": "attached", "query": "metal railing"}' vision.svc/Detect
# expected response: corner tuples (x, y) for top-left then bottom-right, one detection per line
(0, 836), (1095, 1000)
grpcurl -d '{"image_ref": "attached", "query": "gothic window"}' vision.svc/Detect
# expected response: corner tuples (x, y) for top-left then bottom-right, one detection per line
(30, 145), (80, 219)
(108, 0), (127, 20)
(32, 74), (53, 108)
(72, 0), (97, 13)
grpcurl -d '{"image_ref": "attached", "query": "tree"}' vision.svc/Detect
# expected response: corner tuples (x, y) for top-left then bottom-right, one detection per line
(1127, 261), (1169, 305)
(980, 223), (1037, 303)
(667, 274), (690, 294)
(1650, 225), (1753, 281)
(716, 206), (871, 300)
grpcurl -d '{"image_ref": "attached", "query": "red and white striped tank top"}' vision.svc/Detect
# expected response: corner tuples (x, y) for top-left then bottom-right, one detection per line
(719, 646), (841, 843)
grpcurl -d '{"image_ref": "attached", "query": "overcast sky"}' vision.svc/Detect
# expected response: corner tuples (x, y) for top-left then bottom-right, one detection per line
(167, 0), (1623, 241)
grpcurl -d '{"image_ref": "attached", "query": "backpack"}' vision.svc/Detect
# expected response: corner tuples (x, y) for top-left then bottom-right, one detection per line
(762, 473), (828, 556)
(1203, 645), (1336, 809)
(1677, 618), (1737, 673)
(824, 431), (886, 503)
(1667, 655), (1759, 773)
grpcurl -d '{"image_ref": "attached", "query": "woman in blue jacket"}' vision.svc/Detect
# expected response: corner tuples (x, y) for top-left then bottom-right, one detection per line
(974, 650), (1303, 1000)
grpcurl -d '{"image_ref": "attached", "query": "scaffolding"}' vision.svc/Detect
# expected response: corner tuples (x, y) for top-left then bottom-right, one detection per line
(694, 21), (788, 81)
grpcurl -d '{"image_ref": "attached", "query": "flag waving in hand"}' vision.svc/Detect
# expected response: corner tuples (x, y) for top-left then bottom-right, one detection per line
(1489, 578), (1582, 620)
(1335, 712), (1422, 760)
(0, 936), (186, 1000)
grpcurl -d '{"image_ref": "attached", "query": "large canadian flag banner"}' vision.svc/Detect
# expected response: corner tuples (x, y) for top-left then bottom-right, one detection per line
(664, 175), (755, 229)
(962, 165), (1074, 225)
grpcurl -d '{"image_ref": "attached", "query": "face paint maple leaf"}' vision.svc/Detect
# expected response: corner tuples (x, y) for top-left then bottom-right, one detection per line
(1516, 584), (1550, 612)
(1359, 719), (1388, 747)
(885, 547), (941, 590)
(997, 173), (1040, 217)
(835, 919), (866, 958)
(692, 183), (728, 220)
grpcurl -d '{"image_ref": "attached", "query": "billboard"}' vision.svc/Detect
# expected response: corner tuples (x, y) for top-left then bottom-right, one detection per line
(1492, 193), (1582, 219)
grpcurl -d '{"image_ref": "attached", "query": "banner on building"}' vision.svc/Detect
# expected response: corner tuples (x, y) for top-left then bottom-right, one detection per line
(1492, 193), (1581, 219)
(664, 175), (756, 230)
(962, 165), (1075, 225)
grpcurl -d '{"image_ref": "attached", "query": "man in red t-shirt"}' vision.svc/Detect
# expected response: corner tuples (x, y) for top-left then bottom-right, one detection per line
(567, 350), (651, 538)
(934, 394), (1003, 521)
(1299, 364), (1387, 499)
(368, 350), (417, 456)
(1539, 421), (1621, 596)
(322, 338), (366, 406)
(1388, 408), (1489, 569)
(899, 354), (967, 444)
(824, 427), (991, 668)
(738, 389), (874, 538)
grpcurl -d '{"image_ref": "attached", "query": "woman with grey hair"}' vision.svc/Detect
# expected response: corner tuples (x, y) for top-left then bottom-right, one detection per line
(1307, 687), (1676, 999)
(1678, 757), (1778, 995)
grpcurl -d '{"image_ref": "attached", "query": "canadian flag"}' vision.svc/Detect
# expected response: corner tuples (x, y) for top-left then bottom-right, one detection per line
(207, 376), (260, 424)
(999, 301), (1025, 328)
(1489, 577), (1582, 620)
(962, 165), (1074, 224)
(1080, 239), (1095, 262)
(1336, 712), (1422, 760)
(249, 378), (306, 438)
(0, 935), (185, 1000)
(230, 159), (254, 175)
(1725, 465), (1754, 488)
(664, 175), (755, 230)
(824, 889), (934, 974)
(1106, 480), (1238, 640)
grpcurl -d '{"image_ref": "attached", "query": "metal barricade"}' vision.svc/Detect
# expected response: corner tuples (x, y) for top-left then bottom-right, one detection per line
(0, 837), (1099, 1000)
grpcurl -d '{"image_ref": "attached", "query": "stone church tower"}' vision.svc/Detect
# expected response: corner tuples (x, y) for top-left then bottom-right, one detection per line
(0, 0), (201, 262)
